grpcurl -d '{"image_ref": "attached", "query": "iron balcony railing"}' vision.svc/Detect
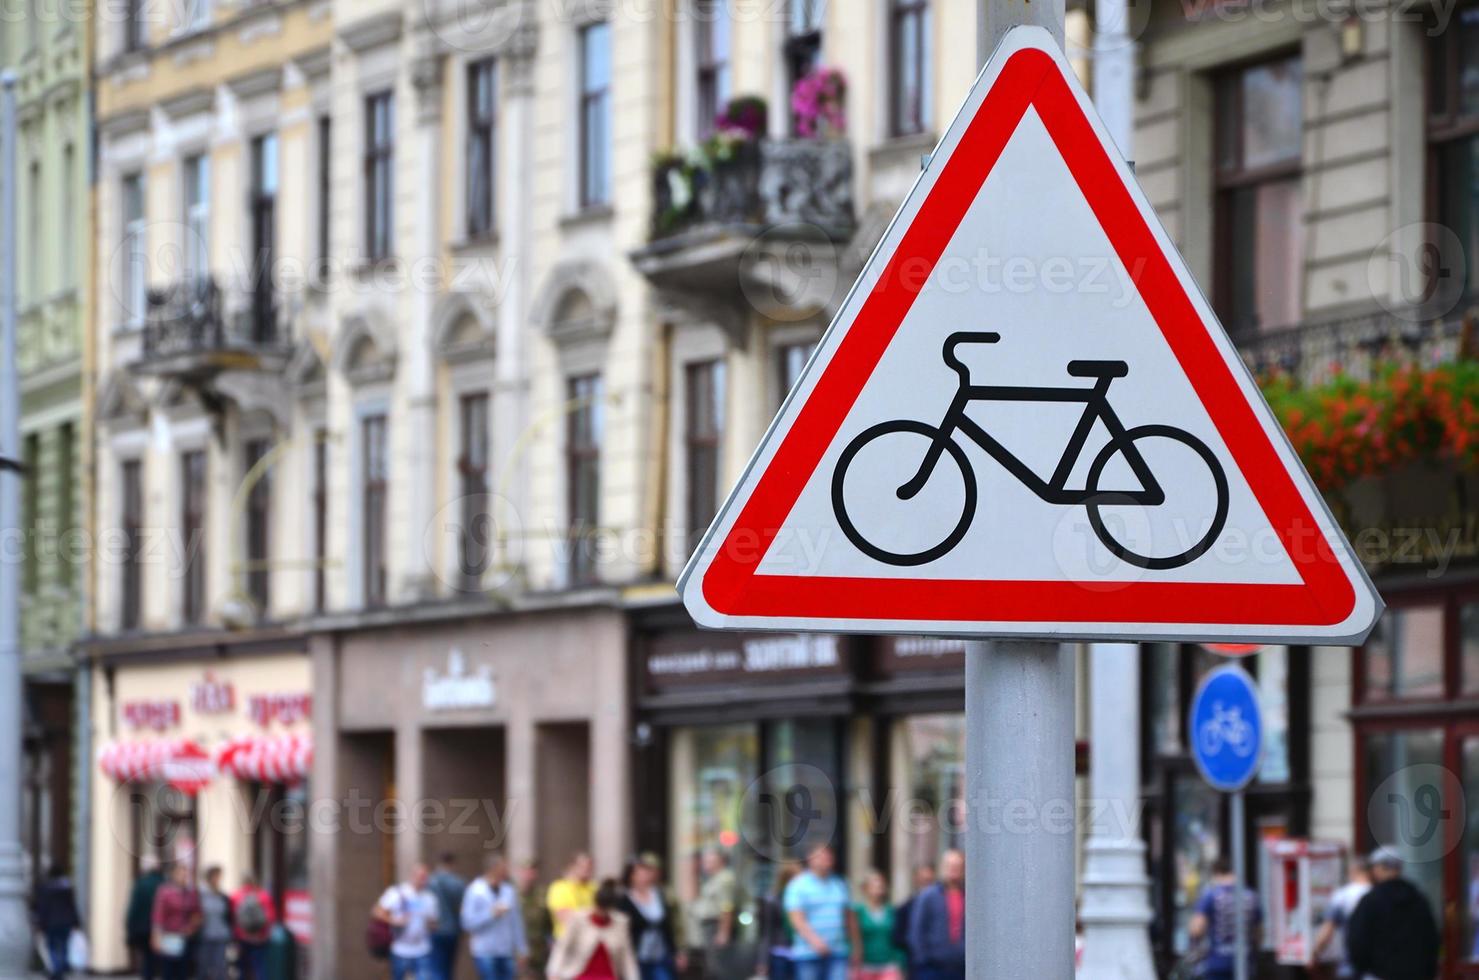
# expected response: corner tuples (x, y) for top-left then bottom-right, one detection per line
(141, 276), (285, 361)
(1235, 306), (1474, 385)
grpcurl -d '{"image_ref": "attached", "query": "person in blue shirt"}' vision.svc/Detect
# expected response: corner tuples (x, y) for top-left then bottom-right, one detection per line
(782, 845), (860, 980)
(1187, 858), (1261, 980)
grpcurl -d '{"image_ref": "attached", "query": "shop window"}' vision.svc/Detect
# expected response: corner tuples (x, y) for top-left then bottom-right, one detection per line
(181, 449), (208, 626)
(1169, 775), (1220, 956)
(1463, 738), (1479, 965)
(1362, 729), (1445, 916)
(1256, 647), (1291, 783)
(1428, 6), (1479, 303)
(251, 782), (309, 906)
(889, 0), (931, 137)
(364, 92), (395, 260)
(578, 22), (612, 208)
(685, 360), (726, 549)
(1464, 601), (1479, 694)
(1363, 604), (1446, 702)
(244, 439), (272, 615)
(567, 374), (603, 585)
(121, 459), (143, 631)
(675, 724), (759, 912)
(466, 59), (498, 239)
(901, 714), (965, 873)
(695, 0), (731, 137)
(457, 392), (492, 591)
(362, 414), (389, 608)
(130, 784), (199, 877)
(1213, 55), (1304, 336)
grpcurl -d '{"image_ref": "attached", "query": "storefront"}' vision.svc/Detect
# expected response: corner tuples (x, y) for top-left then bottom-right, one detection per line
(309, 601), (630, 980)
(84, 632), (313, 973)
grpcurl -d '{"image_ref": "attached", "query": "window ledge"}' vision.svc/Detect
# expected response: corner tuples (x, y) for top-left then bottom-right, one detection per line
(561, 203), (615, 229)
(869, 130), (939, 171)
(450, 231), (500, 254)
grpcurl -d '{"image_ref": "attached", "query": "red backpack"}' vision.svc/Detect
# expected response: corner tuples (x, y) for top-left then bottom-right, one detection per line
(365, 910), (393, 960)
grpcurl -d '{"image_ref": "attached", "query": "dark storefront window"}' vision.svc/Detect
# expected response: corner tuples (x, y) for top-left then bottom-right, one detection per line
(252, 781), (309, 907)
(181, 449), (208, 625)
(131, 784), (199, 877)
(567, 374), (603, 585)
(901, 713), (965, 872)
(1429, 6), (1479, 303)
(1213, 54), (1304, 336)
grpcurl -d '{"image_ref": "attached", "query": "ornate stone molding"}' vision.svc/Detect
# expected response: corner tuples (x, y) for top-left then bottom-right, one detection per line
(431, 292), (497, 363)
(338, 10), (404, 53)
(531, 259), (619, 347)
(333, 307), (399, 386)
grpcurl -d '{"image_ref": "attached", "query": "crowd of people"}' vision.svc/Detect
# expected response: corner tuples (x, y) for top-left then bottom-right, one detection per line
(370, 844), (967, 980)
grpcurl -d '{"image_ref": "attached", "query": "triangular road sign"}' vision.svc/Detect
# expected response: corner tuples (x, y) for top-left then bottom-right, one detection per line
(678, 27), (1381, 644)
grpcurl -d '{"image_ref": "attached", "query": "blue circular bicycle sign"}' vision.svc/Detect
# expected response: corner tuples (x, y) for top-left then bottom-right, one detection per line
(1190, 665), (1263, 791)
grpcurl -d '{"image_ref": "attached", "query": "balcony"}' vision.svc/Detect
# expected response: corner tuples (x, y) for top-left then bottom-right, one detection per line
(631, 137), (856, 331)
(134, 277), (290, 381)
(1236, 306), (1472, 386)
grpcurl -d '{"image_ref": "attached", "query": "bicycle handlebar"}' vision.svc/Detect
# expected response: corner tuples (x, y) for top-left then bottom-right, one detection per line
(943, 332), (1001, 380)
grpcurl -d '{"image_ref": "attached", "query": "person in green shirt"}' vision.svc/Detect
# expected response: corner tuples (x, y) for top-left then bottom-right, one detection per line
(853, 870), (905, 980)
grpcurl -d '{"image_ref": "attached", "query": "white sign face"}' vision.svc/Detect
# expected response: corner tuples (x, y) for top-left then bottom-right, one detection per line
(678, 27), (1381, 644)
(423, 648), (496, 711)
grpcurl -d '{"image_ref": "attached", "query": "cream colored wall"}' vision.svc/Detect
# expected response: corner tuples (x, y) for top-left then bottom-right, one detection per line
(86, 655), (312, 971)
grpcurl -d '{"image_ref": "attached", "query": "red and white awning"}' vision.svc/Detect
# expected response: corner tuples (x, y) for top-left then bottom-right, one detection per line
(98, 738), (214, 795)
(215, 733), (312, 784)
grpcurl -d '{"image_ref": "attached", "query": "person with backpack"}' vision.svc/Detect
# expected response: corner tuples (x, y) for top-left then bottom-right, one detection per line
(428, 851), (468, 980)
(374, 862), (441, 980)
(231, 872), (277, 980)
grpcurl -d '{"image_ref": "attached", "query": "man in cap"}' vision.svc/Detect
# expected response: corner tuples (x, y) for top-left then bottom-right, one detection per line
(1346, 847), (1440, 980)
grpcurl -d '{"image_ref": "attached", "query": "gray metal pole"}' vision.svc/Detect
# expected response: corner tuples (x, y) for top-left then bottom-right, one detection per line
(1231, 790), (1248, 980)
(967, 6), (1072, 979)
(0, 69), (32, 979)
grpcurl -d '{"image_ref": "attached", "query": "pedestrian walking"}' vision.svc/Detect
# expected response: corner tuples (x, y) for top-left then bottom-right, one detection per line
(518, 859), (551, 977)
(461, 854), (527, 980)
(906, 850), (965, 980)
(375, 862), (441, 980)
(548, 852), (597, 940)
(126, 856), (166, 980)
(196, 867), (233, 980)
(547, 879), (640, 980)
(151, 863), (202, 980)
(231, 871), (277, 980)
(1346, 847), (1440, 980)
(428, 851), (468, 980)
(693, 848), (740, 979)
(890, 863), (935, 974)
(854, 870), (904, 980)
(783, 844), (859, 980)
(619, 853), (685, 980)
(756, 861), (801, 980)
(32, 863), (81, 980)
(1313, 856), (1370, 978)
(1186, 857), (1261, 980)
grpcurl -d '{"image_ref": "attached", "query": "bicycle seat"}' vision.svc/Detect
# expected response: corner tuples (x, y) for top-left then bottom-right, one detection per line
(1066, 360), (1129, 379)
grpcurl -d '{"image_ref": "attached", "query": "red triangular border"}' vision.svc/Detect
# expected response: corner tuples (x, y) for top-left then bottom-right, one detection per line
(697, 42), (1358, 630)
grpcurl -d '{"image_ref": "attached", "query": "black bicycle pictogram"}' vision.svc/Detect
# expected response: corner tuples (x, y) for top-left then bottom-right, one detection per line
(831, 331), (1230, 570)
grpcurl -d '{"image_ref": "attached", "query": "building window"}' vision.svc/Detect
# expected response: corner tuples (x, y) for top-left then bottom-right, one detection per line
(579, 22), (612, 208)
(1213, 54), (1304, 336)
(695, 0), (731, 137)
(183, 154), (210, 283)
(364, 93), (395, 261)
(21, 434), (39, 595)
(312, 431), (328, 612)
(466, 59), (498, 239)
(889, 0), (931, 137)
(785, 0), (825, 132)
(122, 174), (147, 328)
(28, 162), (41, 303)
(1427, 7), (1479, 304)
(361, 414), (388, 607)
(123, 0), (147, 52)
(249, 134), (278, 342)
(900, 714), (965, 871)
(685, 360), (725, 546)
(57, 423), (73, 590)
(180, 449), (208, 625)
(776, 340), (815, 410)
(317, 116), (331, 276)
(186, 0), (211, 30)
(457, 393), (491, 592)
(566, 374), (603, 584)
(120, 459), (143, 631)
(129, 785), (197, 877)
(61, 145), (75, 288)
(244, 439), (272, 615)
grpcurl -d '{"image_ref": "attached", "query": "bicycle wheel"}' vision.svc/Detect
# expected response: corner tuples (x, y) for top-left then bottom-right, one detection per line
(832, 420), (977, 567)
(1084, 425), (1230, 571)
(1197, 721), (1223, 758)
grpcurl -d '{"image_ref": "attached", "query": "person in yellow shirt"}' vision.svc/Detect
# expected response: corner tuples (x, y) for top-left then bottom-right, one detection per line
(546, 852), (596, 939)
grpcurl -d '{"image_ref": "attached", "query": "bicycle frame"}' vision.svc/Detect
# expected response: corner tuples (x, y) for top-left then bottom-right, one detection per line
(898, 374), (1169, 506)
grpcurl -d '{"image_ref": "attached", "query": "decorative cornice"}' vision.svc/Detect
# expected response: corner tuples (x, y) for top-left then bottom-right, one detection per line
(159, 87), (216, 119)
(98, 108), (151, 140)
(226, 65), (283, 99)
(338, 10), (404, 53)
(294, 45), (332, 80)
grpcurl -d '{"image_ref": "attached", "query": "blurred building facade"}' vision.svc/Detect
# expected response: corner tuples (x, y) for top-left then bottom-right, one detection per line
(0, 0), (90, 894)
